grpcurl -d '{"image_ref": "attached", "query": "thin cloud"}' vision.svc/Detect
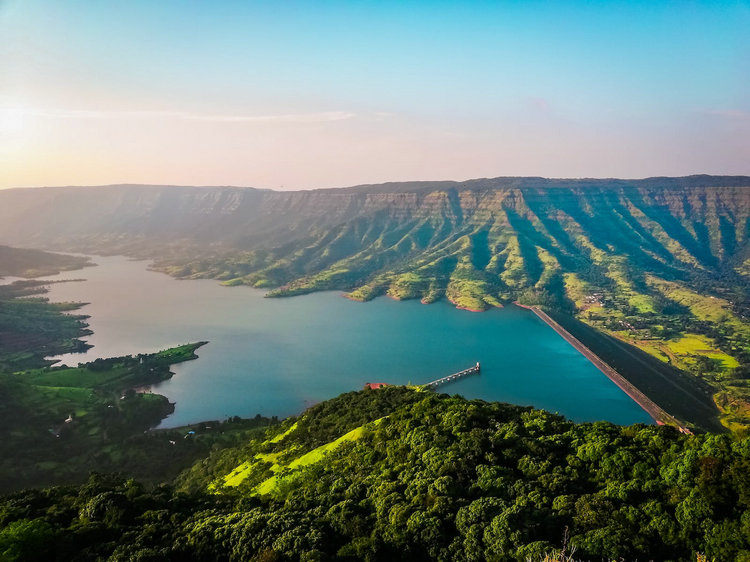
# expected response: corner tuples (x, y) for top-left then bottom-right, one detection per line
(188, 111), (356, 123)
(527, 97), (550, 113)
(701, 109), (750, 120)
(13, 108), (356, 123)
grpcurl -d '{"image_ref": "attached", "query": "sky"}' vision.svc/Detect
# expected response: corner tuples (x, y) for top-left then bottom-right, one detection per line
(1, 0), (749, 190)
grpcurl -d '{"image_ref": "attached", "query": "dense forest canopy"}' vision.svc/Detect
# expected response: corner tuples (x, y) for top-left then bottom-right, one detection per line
(1, 388), (749, 561)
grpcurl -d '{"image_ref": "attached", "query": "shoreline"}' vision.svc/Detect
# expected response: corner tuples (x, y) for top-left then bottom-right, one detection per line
(340, 290), (505, 313)
(515, 302), (688, 431)
(446, 296), (500, 313)
(342, 292), (491, 313)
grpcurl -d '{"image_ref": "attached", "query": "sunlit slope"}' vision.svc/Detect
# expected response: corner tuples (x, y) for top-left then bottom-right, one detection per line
(114, 180), (747, 315)
(218, 419), (384, 495)
(172, 387), (750, 561)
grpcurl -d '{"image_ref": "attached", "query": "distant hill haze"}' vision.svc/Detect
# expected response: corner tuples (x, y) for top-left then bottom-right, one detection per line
(0, 245), (92, 278)
(0, 175), (747, 248)
(0, 176), (747, 301)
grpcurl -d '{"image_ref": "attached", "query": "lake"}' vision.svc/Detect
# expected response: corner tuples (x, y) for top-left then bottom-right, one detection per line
(41, 256), (653, 427)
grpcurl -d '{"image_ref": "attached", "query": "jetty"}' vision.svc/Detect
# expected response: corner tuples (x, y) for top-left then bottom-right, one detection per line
(424, 362), (480, 388)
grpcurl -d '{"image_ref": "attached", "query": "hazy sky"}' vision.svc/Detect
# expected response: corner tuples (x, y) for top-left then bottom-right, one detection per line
(1, 1), (749, 189)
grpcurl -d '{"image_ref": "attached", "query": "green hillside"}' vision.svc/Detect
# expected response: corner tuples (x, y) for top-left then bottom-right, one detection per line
(2, 387), (749, 561)
(0, 341), (216, 491)
(0, 280), (93, 371)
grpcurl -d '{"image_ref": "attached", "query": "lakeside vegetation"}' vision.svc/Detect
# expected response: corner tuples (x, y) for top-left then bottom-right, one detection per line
(2, 387), (749, 561)
(0, 281), (93, 371)
(0, 269), (273, 492)
(0, 246), (92, 279)
(0, 342), (223, 491)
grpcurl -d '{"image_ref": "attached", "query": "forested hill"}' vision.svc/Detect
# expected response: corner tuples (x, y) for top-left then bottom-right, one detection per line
(2, 387), (749, 561)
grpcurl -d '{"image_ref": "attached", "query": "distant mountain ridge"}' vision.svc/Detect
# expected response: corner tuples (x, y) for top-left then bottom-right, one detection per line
(335, 174), (750, 193)
(5, 173), (749, 196)
(0, 176), (747, 296)
(0, 175), (748, 251)
(1, 175), (749, 429)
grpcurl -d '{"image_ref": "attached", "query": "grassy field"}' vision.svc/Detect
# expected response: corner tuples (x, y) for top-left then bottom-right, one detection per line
(557, 260), (750, 431)
(634, 334), (739, 371)
(0, 284), (93, 371)
(647, 276), (750, 354)
(547, 310), (724, 433)
(0, 342), (210, 491)
(667, 335), (740, 369)
(217, 417), (386, 495)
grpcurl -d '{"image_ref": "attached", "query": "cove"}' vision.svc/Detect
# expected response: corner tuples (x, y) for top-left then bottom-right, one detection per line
(42, 256), (654, 427)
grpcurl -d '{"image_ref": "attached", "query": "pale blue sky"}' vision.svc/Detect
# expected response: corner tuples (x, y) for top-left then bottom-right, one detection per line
(1, 0), (748, 188)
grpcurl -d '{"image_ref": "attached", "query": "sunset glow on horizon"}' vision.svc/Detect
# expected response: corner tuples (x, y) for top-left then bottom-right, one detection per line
(1, 0), (749, 190)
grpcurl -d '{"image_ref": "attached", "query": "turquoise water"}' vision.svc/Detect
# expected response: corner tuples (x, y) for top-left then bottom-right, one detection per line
(42, 256), (653, 427)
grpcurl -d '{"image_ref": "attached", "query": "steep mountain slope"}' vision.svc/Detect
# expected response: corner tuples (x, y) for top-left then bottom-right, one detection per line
(0, 178), (747, 309)
(0, 177), (747, 265)
(0, 176), (748, 428)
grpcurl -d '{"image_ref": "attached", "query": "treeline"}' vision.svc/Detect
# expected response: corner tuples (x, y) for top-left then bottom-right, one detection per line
(0, 342), (253, 493)
(2, 388), (748, 561)
(0, 281), (91, 371)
